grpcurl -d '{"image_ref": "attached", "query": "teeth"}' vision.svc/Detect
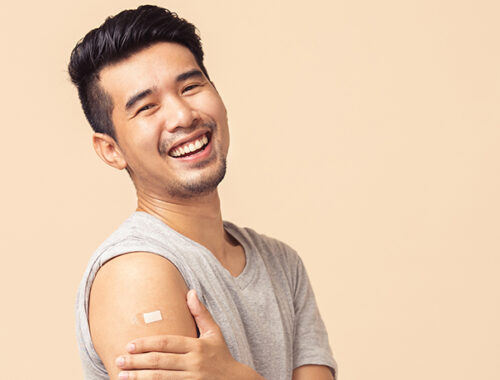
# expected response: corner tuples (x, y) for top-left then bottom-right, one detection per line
(170, 134), (209, 157)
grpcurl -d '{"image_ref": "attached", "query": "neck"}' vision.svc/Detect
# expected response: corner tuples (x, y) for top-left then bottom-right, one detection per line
(136, 188), (229, 261)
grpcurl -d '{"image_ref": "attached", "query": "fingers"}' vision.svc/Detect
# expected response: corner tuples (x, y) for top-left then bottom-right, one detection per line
(116, 352), (185, 371)
(186, 289), (218, 336)
(117, 369), (186, 380)
(128, 335), (197, 354)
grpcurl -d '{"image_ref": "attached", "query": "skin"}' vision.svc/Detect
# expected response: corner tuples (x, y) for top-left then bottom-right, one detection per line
(89, 41), (333, 380)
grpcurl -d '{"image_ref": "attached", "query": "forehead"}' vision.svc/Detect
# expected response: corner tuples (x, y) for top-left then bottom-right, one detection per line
(98, 42), (201, 105)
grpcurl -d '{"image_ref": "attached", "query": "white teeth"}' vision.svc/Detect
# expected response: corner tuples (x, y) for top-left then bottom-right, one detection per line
(170, 133), (209, 157)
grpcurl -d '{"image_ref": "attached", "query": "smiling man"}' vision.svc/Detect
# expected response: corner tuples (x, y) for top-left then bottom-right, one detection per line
(70, 5), (336, 380)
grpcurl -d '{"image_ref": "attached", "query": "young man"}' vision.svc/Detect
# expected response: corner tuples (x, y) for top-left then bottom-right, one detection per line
(70, 5), (336, 380)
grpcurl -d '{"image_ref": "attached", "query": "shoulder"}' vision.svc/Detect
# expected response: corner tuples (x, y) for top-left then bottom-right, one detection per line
(89, 251), (197, 377)
(83, 211), (192, 293)
(92, 251), (188, 297)
(76, 213), (200, 377)
(94, 211), (171, 259)
(90, 252), (191, 328)
(87, 212), (195, 319)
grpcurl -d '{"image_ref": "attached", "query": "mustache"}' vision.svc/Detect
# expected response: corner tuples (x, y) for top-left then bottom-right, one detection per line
(159, 120), (216, 156)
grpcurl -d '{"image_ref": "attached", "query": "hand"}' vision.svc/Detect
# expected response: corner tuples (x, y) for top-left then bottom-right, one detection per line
(115, 289), (264, 380)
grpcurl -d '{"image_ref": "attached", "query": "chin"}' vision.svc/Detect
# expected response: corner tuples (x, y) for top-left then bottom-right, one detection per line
(168, 158), (227, 199)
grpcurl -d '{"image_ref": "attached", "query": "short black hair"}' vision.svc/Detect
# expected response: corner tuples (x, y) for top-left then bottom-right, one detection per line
(68, 5), (209, 139)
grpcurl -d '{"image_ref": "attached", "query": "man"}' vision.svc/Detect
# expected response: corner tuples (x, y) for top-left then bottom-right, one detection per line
(70, 5), (336, 380)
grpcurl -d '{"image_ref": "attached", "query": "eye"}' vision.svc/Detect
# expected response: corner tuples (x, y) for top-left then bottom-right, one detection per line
(182, 83), (201, 94)
(137, 104), (155, 114)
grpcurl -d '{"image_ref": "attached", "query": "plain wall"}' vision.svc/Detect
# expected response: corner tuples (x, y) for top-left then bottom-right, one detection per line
(0, 1), (498, 379)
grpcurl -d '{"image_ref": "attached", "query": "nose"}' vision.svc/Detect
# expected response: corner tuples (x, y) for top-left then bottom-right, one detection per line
(163, 95), (200, 132)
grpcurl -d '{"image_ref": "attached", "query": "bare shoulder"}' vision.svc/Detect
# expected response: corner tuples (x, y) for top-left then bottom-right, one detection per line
(89, 252), (197, 378)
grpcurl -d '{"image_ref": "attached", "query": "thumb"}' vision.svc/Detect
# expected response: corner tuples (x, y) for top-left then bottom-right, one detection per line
(187, 289), (219, 337)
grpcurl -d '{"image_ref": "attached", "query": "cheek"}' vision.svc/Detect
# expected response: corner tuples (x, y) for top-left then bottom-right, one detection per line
(119, 122), (163, 163)
(195, 90), (227, 121)
(201, 94), (229, 145)
(133, 117), (166, 148)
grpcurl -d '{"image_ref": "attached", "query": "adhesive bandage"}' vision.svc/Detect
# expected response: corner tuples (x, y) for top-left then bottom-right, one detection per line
(142, 310), (162, 324)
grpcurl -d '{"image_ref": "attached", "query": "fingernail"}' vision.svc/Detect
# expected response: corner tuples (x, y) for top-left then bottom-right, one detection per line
(126, 343), (135, 353)
(190, 289), (198, 302)
(115, 356), (125, 367)
(118, 372), (128, 380)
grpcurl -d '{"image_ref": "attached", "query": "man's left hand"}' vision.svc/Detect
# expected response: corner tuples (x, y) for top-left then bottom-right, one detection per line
(115, 289), (264, 380)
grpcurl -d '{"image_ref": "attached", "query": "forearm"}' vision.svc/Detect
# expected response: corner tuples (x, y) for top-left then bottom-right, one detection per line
(292, 364), (334, 380)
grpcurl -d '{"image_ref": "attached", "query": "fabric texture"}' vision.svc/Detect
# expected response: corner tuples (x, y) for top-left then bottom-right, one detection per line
(76, 211), (337, 379)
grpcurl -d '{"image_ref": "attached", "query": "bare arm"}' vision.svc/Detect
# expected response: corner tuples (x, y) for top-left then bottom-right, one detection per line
(89, 252), (265, 380)
(292, 364), (334, 380)
(89, 252), (197, 379)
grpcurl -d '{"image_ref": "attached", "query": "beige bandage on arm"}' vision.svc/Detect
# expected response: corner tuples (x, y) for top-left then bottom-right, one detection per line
(143, 310), (163, 324)
(132, 310), (164, 325)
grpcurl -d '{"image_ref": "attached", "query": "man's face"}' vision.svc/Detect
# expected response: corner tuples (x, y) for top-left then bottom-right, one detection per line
(98, 42), (229, 199)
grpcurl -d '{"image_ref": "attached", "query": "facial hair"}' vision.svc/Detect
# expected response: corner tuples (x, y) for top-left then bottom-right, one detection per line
(158, 120), (227, 199)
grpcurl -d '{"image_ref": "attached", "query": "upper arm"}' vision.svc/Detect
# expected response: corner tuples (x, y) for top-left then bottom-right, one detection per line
(292, 364), (334, 380)
(88, 252), (197, 379)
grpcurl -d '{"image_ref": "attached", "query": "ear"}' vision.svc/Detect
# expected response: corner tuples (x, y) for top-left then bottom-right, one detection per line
(92, 133), (127, 170)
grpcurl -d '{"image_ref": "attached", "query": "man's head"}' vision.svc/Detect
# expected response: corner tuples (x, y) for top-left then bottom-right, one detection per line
(68, 5), (229, 199)
(68, 5), (209, 140)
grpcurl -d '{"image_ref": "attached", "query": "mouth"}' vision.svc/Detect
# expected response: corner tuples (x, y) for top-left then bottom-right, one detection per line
(168, 132), (212, 158)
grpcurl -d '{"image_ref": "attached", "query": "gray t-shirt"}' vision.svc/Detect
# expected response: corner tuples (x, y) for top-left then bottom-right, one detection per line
(76, 211), (337, 379)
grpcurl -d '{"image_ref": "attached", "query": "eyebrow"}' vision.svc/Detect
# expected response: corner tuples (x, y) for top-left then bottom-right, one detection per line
(125, 88), (155, 111)
(124, 69), (204, 111)
(176, 69), (204, 83)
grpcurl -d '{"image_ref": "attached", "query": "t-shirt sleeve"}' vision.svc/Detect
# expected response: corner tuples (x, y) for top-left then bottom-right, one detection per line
(293, 255), (338, 377)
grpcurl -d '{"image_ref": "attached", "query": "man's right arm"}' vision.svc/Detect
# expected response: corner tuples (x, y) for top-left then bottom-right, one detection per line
(90, 252), (266, 380)
(89, 252), (198, 379)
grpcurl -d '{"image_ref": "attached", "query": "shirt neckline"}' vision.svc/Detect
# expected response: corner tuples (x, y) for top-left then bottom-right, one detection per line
(133, 211), (255, 288)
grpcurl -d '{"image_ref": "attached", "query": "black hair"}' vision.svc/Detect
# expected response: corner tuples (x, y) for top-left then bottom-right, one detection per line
(68, 5), (209, 139)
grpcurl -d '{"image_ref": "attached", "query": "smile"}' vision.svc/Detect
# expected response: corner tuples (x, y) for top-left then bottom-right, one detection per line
(169, 132), (211, 158)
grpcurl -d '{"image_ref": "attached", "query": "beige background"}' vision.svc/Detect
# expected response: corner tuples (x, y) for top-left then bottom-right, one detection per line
(0, 0), (498, 379)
